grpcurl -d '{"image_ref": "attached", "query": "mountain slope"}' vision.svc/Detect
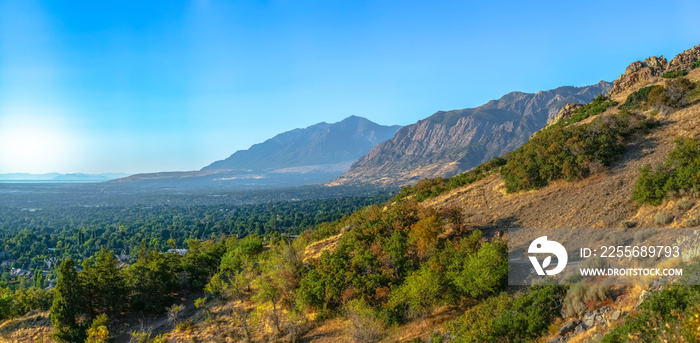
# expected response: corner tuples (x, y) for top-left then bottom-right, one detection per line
(203, 115), (400, 172)
(113, 116), (400, 188)
(330, 81), (613, 186)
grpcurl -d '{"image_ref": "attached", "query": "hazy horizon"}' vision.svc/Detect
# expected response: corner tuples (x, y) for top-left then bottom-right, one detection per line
(1, 0), (699, 174)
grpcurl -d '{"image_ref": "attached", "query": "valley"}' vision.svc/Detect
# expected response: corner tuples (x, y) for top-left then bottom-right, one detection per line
(2, 27), (700, 343)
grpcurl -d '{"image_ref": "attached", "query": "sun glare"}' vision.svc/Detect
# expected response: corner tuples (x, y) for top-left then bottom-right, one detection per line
(0, 115), (78, 173)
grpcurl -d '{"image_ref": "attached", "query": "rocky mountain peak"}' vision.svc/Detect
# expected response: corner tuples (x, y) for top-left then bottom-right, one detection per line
(609, 44), (700, 97)
(668, 44), (700, 71)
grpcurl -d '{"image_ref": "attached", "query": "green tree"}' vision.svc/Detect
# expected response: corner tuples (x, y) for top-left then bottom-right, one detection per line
(32, 269), (44, 288)
(81, 248), (128, 317)
(85, 313), (109, 343)
(51, 258), (87, 343)
(253, 275), (282, 333)
(0, 287), (13, 320)
(388, 264), (444, 319)
(446, 240), (508, 298)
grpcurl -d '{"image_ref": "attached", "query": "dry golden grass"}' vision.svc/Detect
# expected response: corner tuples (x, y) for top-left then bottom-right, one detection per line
(0, 312), (54, 343)
(303, 233), (342, 263)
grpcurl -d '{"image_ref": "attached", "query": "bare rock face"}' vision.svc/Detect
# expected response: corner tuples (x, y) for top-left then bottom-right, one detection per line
(609, 56), (667, 97)
(331, 81), (612, 186)
(668, 44), (700, 71)
(547, 103), (584, 126)
(609, 44), (700, 97)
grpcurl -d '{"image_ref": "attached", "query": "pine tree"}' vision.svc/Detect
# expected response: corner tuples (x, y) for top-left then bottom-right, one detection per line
(95, 248), (128, 315)
(32, 269), (43, 289)
(50, 258), (87, 343)
(82, 248), (128, 317)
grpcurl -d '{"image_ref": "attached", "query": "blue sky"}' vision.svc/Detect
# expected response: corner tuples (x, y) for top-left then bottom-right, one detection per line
(0, 0), (699, 174)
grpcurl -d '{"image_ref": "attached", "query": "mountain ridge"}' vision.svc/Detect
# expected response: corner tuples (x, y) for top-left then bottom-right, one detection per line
(202, 115), (401, 172)
(330, 81), (613, 186)
(112, 116), (400, 188)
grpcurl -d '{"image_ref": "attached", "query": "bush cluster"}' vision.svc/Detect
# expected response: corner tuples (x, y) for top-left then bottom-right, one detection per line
(602, 286), (700, 342)
(618, 85), (661, 111)
(647, 77), (696, 110)
(443, 286), (566, 343)
(296, 202), (508, 324)
(633, 138), (700, 205)
(662, 70), (689, 79)
(550, 94), (618, 129)
(501, 112), (651, 193)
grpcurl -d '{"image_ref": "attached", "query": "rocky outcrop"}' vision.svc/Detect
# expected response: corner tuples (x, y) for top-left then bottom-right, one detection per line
(609, 44), (700, 97)
(608, 56), (668, 97)
(549, 306), (624, 342)
(547, 103), (584, 126)
(667, 44), (700, 71)
(330, 81), (612, 186)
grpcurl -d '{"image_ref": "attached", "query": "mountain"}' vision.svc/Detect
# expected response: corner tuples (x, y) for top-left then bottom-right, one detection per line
(0, 172), (128, 182)
(8, 44), (700, 343)
(203, 115), (401, 172)
(330, 81), (613, 186)
(113, 116), (400, 188)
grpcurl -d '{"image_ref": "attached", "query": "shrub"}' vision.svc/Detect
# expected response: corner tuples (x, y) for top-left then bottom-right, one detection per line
(602, 287), (700, 342)
(388, 265), (444, 319)
(633, 138), (700, 205)
(618, 85), (661, 110)
(130, 332), (168, 343)
(647, 78), (696, 110)
(654, 212), (674, 225)
(444, 293), (513, 342)
(345, 298), (385, 343)
(662, 70), (688, 78)
(502, 112), (650, 192)
(562, 285), (616, 317)
(491, 286), (566, 341)
(553, 94), (618, 128)
(684, 215), (700, 227)
(677, 199), (695, 211)
(445, 240), (508, 299)
(693, 61), (700, 69)
(85, 314), (109, 343)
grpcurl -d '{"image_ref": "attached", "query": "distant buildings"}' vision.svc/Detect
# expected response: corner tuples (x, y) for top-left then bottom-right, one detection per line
(167, 248), (189, 255)
(9, 268), (32, 278)
(44, 257), (58, 269)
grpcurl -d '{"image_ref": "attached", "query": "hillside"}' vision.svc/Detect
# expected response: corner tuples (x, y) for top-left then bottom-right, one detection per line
(330, 81), (612, 187)
(4, 45), (700, 343)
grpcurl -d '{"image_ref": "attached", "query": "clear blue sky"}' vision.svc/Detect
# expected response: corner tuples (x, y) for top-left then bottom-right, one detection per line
(1, 0), (699, 174)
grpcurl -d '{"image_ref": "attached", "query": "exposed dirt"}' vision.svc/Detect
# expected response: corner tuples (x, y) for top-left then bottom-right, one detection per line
(425, 101), (700, 234)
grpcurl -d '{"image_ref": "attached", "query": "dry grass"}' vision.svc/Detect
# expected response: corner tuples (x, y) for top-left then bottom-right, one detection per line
(303, 233), (342, 263)
(424, 99), (700, 236)
(0, 312), (54, 343)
